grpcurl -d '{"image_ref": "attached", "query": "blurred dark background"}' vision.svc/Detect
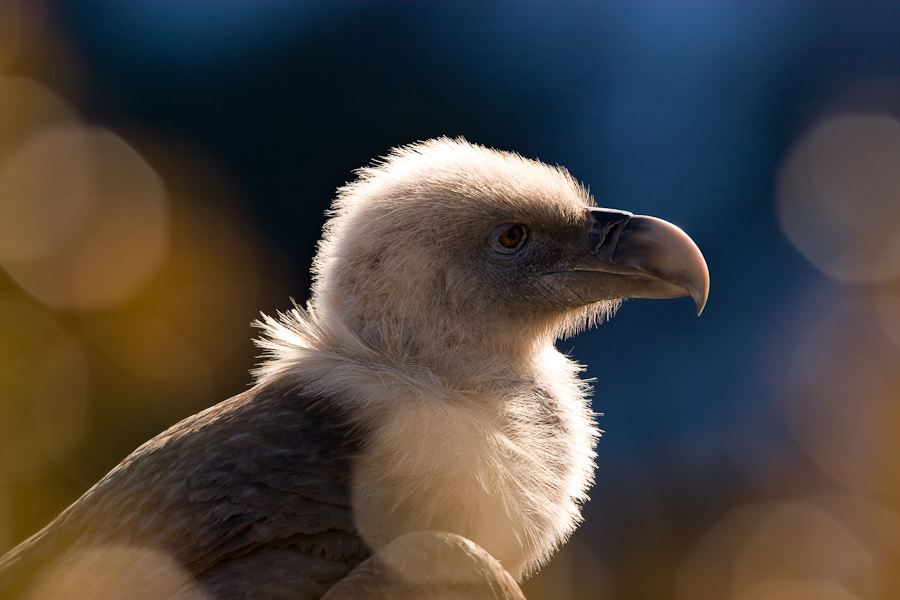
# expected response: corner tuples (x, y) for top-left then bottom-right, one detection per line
(2, 2), (900, 599)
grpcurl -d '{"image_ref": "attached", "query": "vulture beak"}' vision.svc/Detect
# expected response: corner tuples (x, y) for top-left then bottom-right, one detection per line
(554, 208), (710, 315)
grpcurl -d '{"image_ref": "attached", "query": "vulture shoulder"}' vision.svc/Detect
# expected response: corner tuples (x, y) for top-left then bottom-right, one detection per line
(0, 386), (369, 600)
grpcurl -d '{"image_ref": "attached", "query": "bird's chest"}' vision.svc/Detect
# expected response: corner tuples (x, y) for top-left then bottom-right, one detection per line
(349, 391), (573, 580)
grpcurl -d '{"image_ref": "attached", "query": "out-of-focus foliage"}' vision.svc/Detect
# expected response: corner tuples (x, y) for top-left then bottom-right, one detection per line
(1, 2), (900, 599)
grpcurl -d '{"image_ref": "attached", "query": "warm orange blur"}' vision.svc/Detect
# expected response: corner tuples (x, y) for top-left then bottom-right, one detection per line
(23, 544), (212, 600)
(0, 0), (289, 558)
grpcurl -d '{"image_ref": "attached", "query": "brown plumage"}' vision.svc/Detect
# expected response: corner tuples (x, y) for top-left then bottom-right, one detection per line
(0, 138), (708, 599)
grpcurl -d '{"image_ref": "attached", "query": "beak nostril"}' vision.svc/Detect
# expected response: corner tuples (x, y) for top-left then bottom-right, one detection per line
(587, 208), (633, 259)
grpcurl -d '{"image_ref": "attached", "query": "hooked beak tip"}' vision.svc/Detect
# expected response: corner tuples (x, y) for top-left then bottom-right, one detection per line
(693, 286), (708, 316)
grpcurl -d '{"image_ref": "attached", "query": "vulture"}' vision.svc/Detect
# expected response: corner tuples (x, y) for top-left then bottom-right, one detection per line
(0, 138), (708, 599)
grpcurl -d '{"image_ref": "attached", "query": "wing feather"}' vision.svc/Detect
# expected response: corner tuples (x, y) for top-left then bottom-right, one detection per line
(0, 385), (369, 600)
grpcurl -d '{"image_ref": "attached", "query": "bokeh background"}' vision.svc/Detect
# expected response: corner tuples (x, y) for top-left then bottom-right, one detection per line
(2, 2), (900, 599)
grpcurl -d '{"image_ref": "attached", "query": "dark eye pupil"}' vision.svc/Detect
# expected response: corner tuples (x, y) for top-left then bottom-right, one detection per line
(500, 226), (522, 248)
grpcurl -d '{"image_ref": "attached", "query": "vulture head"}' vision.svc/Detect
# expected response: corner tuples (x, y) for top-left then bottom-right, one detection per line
(311, 137), (708, 379)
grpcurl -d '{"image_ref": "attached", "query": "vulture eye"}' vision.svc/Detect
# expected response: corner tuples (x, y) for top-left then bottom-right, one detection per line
(492, 224), (529, 253)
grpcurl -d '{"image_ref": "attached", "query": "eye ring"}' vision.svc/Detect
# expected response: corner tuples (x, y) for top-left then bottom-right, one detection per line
(491, 223), (529, 254)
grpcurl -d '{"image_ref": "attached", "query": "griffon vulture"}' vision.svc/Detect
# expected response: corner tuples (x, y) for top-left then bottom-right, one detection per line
(0, 138), (708, 599)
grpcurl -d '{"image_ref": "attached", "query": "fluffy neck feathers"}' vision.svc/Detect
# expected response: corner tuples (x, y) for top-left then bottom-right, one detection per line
(254, 306), (599, 579)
